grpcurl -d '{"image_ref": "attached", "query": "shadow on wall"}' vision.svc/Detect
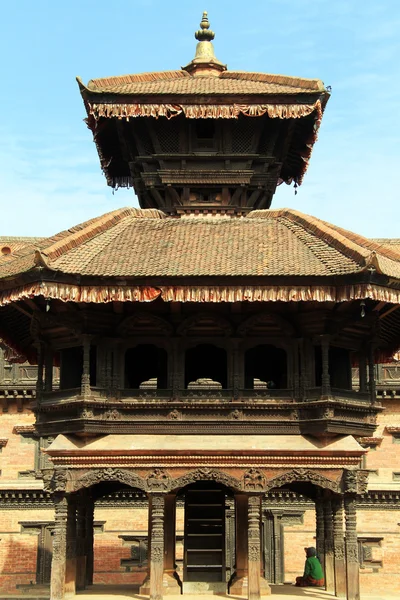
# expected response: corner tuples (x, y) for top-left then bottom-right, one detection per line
(0, 537), (40, 595)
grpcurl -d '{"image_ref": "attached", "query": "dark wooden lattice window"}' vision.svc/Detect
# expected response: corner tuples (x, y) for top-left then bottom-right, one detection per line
(231, 117), (258, 153)
(156, 119), (180, 153)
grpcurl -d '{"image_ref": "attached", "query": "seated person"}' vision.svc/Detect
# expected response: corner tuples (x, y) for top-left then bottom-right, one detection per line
(295, 547), (325, 587)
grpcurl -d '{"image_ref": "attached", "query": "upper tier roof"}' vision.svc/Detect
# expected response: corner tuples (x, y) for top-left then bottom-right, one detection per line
(1, 208), (399, 282)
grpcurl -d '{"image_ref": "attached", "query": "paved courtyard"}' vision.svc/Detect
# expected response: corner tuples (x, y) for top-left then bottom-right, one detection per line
(70, 584), (395, 600)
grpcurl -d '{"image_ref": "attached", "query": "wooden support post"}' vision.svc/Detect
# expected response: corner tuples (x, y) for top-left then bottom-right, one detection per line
(76, 494), (87, 591)
(163, 493), (181, 593)
(44, 345), (53, 392)
(50, 494), (68, 600)
(248, 496), (261, 600)
(81, 336), (91, 397)
(85, 496), (94, 586)
(232, 340), (241, 401)
(150, 494), (165, 600)
(230, 493), (249, 595)
(321, 335), (331, 397)
(358, 349), (368, 393)
(332, 497), (346, 598)
(344, 494), (360, 600)
(323, 494), (335, 594)
(65, 498), (77, 597)
(368, 344), (377, 404)
(315, 492), (325, 570)
(36, 342), (44, 401)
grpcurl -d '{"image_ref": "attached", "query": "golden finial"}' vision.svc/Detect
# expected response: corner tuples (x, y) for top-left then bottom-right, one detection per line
(195, 11), (215, 42)
(182, 11), (226, 75)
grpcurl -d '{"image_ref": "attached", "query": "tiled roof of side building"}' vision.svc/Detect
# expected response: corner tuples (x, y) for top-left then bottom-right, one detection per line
(0, 237), (44, 262)
(1, 208), (400, 281)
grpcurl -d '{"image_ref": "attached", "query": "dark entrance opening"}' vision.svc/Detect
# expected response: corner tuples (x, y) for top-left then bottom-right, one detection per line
(185, 344), (227, 388)
(125, 345), (168, 388)
(244, 345), (287, 389)
(183, 481), (228, 584)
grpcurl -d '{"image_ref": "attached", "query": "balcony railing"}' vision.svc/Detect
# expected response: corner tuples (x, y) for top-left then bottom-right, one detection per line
(38, 386), (375, 405)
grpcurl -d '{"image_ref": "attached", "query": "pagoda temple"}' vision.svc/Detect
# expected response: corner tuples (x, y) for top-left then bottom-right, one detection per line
(1, 12), (400, 600)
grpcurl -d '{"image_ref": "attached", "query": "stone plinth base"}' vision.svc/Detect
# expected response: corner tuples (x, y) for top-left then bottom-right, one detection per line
(140, 571), (181, 596)
(230, 575), (271, 596)
(182, 581), (227, 594)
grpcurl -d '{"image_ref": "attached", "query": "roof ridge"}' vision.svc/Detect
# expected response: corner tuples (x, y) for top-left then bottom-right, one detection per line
(86, 70), (188, 90)
(327, 224), (400, 263)
(41, 207), (136, 262)
(220, 71), (324, 91)
(281, 209), (371, 266)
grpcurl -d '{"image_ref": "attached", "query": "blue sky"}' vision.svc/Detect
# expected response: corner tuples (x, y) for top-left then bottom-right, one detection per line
(0, 0), (399, 238)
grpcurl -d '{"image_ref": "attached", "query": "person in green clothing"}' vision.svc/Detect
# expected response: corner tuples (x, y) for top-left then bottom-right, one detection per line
(295, 547), (325, 587)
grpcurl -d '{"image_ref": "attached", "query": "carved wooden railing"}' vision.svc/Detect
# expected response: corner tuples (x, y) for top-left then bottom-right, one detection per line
(41, 387), (81, 403)
(331, 388), (371, 403)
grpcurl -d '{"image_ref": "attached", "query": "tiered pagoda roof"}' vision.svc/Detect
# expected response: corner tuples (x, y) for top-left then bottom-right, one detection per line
(77, 11), (329, 197)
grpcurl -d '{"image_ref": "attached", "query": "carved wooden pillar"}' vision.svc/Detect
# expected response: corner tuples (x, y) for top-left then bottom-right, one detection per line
(323, 493), (335, 594)
(315, 491), (325, 569)
(368, 344), (376, 404)
(172, 339), (183, 400)
(81, 335), (91, 397)
(232, 339), (241, 401)
(248, 495), (261, 600)
(299, 338), (311, 401)
(163, 493), (181, 592)
(44, 345), (53, 392)
(344, 494), (360, 600)
(84, 496), (94, 586)
(230, 493), (248, 595)
(358, 349), (368, 393)
(36, 342), (44, 401)
(65, 498), (77, 597)
(321, 336), (331, 397)
(332, 497), (346, 598)
(149, 494), (165, 600)
(76, 494), (87, 590)
(272, 512), (283, 585)
(293, 340), (300, 401)
(50, 494), (68, 600)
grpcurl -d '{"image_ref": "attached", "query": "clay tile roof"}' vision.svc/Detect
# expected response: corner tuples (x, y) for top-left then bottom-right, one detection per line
(82, 69), (325, 97)
(1, 208), (400, 282)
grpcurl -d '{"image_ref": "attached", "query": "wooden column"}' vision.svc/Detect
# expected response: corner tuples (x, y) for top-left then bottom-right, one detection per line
(272, 512), (283, 585)
(230, 493), (248, 595)
(332, 497), (346, 598)
(315, 492), (325, 570)
(172, 340), (183, 400)
(321, 335), (331, 397)
(150, 494), (165, 600)
(44, 346), (53, 392)
(76, 494), (87, 590)
(84, 496), (94, 586)
(248, 496), (261, 600)
(65, 498), (77, 597)
(36, 342), (44, 401)
(50, 494), (68, 600)
(323, 494), (335, 594)
(232, 340), (241, 401)
(344, 494), (360, 600)
(358, 349), (368, 393)
(81, 335), (91, 397)
(368, 345), (376, 404)
(163, 493), (181, 593)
